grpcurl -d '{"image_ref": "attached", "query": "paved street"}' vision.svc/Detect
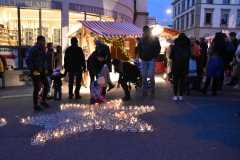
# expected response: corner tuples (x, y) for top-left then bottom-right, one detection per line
(0, 82), (240, 160)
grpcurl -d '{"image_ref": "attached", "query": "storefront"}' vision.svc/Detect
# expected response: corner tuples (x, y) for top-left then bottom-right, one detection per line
(0, 0), (135, 69)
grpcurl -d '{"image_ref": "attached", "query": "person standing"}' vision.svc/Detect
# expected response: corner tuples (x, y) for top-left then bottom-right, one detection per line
(64, 37), (86, 100)
(26, 36), (50, 111)
(200, 38), (208, 70)
(137, 26), (161, 97)
(170, 33), (191, 101)
(46, 43), (54, 97)
(202, 33), (225, 96)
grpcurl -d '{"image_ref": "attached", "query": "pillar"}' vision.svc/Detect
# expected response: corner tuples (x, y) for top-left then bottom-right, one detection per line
(61, 0), (69, 65)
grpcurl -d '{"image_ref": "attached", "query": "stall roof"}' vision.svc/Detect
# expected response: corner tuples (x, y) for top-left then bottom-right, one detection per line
(81, 21), (143, 37)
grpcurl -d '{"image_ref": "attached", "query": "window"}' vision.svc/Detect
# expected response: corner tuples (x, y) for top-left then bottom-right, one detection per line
(192, 0), (195, 6)
(42, 9), (61, 45)
(178, 3), (181, 14)
(221, 9), (230, 26)
(181, 0), (185, 12)
(187, 0), (190, 8)
(20, 9), (40, 46)
(207, 0), (213, 4)
(0, 7), (18, 46)
(237, 10), (240, 27)
(181, 16), (185, 30)
(223, 0), (230, 4)
(174, 6), (177, 16)
(190, 10), (195, 27)
(204, 9), (213, 25)
(186, 13), (189, 28)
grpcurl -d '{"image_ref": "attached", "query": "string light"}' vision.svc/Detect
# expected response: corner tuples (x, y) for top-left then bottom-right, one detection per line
(0, 118), (7, 127)
(20, 100), (155, 145)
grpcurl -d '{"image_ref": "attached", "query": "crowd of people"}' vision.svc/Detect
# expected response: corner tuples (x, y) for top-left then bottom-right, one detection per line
(25, 25), (239, 112)
(168, 31), (240, 101)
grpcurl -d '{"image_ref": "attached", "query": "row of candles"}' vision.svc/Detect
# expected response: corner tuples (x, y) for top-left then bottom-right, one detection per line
(19, 99), (155, 145)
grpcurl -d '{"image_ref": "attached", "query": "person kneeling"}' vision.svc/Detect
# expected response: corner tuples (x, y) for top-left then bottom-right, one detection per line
(112, 59), (142, 101)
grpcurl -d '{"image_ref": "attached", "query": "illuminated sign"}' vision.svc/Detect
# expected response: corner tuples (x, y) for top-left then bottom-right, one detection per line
(0, 0), (61, 9)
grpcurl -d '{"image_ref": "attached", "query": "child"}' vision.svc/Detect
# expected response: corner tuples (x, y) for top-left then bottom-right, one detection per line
(90, 76), (106, 104)
(186, 56), (198, 95)
(51, 67), (65, 101)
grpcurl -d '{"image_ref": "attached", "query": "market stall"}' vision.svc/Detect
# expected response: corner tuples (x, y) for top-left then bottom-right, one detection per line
(150, 25), (179, 74)
(72, 21), (142, 60)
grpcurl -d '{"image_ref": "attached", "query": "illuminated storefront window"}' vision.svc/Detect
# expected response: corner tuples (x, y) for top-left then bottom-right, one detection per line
(42, 9), (61, 45)
(20, 9), (39, 46)
(86, 13), (100, 21)
(0, 7), (18, 46)
(101, 15), (115, 22)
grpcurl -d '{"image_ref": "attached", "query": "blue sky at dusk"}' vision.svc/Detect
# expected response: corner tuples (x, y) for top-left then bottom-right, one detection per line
(148, 0), (172, 25)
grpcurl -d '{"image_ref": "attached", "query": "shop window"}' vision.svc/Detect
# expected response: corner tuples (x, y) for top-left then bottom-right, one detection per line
(42, 9), (61, 45)
(0, 7), (18, 46)
(20, 9), (39, 46)
(207, 0), (213, 4)
(101, 15), (114, 22)
(86, 14), (100, 21)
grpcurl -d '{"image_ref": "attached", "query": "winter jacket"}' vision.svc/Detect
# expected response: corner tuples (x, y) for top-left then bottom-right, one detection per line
(170, 45), (191, 77)
(26, 45), (47, 73)
(137, 37), (161, 61)
(87, 51), (105, 77)
(64, 45), (86, 73)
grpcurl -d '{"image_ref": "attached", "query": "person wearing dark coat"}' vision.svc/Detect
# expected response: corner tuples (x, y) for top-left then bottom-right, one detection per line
(202, 33), (225, 96)
(87, 42), (114, 91)
(200, 38), (208, 69)
(64, 37), (86, 99)
(26, 35), (50, 111)
(137, 25), (161, 97)
(170, 33), (191, 101)
(112, 59), (142, 101)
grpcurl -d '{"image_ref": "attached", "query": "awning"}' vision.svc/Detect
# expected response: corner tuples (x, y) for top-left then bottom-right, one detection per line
(81, 21), (142, 37)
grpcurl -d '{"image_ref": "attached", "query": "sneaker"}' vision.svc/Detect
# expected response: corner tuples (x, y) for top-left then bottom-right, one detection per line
(172, 96), (178, 101)
(34, 105), (43, 111)
(40, 102), (50, 108)
(178, 96), (183, 101)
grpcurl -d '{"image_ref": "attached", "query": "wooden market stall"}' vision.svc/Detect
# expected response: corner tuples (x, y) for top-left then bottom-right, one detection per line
(75, 21), (142, 61)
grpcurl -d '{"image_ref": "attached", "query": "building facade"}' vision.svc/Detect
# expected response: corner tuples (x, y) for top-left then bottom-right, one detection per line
(172, 0), (240, 38)
(0, 0), (148, 68)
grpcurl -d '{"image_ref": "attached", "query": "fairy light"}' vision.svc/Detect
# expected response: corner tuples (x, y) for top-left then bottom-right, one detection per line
(0, 118), (7, 127)
(20, 100), (155, 145)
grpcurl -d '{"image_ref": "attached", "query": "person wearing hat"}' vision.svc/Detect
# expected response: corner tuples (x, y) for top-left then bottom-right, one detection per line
(64, 37), (86, 100)
(137, 25), (161, 97)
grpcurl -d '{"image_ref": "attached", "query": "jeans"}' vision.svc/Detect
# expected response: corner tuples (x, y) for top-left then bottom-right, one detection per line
(54, 86), (62, 100)
(68, 72), (82, 97)
(141, 60), (155, 93)
(32, 75), (49, 106)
